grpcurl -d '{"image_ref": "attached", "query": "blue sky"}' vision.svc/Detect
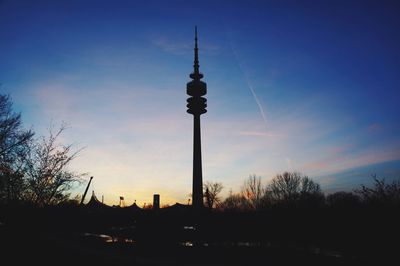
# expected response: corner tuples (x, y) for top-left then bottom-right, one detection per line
(1, 0), (399, 205)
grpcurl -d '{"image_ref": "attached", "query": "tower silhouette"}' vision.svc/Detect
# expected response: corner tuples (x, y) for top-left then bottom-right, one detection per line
(187, 27), (207, 209)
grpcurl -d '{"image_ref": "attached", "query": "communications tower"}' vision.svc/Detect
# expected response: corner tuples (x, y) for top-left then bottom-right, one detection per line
(186, 27), (207, 209)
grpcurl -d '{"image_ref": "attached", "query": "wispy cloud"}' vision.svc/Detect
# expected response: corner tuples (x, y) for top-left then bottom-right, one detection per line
(228, 40), (268, 128)
(367, 123), (382, 134)
(151, 36), (192, 55)
(238, 131), (284, 137)
(150, 33), (220, 56)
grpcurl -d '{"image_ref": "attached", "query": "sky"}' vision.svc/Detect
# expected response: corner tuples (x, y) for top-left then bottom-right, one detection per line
(1, 0), (400, 206)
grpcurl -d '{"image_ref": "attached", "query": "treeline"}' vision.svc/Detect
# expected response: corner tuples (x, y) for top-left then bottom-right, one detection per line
(0, 94), (83, 206)
(205, 173), (400, 211)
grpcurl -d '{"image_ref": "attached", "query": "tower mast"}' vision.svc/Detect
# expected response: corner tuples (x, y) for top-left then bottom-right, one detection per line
(186, 26), (207, 209)
(80, 176), (93, 205)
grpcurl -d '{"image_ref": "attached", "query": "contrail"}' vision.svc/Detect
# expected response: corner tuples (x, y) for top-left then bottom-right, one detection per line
(228, 39), (268, 127)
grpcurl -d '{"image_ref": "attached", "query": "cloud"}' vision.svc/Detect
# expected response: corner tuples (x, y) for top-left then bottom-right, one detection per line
(238, 131), (285, 137)
(150, 34), (220, 56)
(228, 39), (268, 128)
(301, 141), (400, 182)
(367, 123), (382, 134)
(151, 36), (191, 55)
(316, 160), (400, 193)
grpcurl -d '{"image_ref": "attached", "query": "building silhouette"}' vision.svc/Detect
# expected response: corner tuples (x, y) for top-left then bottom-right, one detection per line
(186, 27), (207, 208)
(153, 194), (160, 209)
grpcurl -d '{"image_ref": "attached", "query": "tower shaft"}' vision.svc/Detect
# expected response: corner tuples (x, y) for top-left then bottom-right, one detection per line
(192, 115), (203, 208)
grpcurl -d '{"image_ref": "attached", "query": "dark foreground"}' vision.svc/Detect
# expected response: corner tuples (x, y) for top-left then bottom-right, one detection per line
(1, 205), (398, 266)
(1, 228), (363, 266)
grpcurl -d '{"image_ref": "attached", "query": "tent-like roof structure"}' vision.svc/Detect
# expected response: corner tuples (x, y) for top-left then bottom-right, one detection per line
(126, 201), (142, 212)
(161, 203), (191, 213)
(86, 191), (111, 209)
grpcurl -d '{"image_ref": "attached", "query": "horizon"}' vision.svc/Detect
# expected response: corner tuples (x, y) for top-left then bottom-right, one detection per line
(1, 0), (400, 206)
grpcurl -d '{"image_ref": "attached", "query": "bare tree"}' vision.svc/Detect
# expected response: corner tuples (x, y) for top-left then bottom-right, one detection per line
(268, 172), (322, 204)
(0, 94), (34, 203)
(268, 172), (301, 202)
(203, 181), (223, 209)
(220, 190), (251, 211)
(24, 125), (84, 206)
(354, 175), (400, 205)
(300, 176), (321, 194)
(0, 94), (34, 158)
(241, 175), (265, 209)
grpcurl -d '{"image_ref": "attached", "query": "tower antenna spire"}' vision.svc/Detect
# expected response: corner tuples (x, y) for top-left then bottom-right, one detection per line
(194, 26), (198, 71)
(191, 26), (203, 80)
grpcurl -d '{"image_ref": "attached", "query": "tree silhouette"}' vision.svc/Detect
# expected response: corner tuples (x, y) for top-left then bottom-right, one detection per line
(203, 181), (223, 209)
(241, 174), (265, 210)
(355, 175), (400, 205)
(268, 172), (322, 205)
(0, 94), (34, 203)
(220, 190), (251, 211)
(0, 94), (34, 158)
(24, 124), (84, 206)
